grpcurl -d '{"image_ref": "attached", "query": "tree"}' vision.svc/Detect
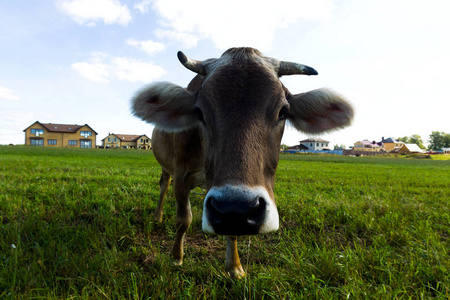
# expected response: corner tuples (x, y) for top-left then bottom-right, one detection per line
(334, 144), (346, 150)
(445, 134), (450, 148)
(428, 131), (450, 150)
(409, 134), (425, 149)
(396, 134), (425, 149)
(397, 136), (409, 143)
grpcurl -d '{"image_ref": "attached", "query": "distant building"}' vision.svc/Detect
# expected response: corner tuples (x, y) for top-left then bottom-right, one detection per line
(299, 138), (330, 151)
(101, 133), (151, 149)
(378, 137), (404, 152)
(23, 121), (97, 148)
(353, 139), (382, 152)
(351, 137), (423, 155)
(286, 144), (308, 151)
(399, 144), (423, 153)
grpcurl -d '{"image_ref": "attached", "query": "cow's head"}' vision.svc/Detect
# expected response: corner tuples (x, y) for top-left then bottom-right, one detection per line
(132, 48), (353, 236)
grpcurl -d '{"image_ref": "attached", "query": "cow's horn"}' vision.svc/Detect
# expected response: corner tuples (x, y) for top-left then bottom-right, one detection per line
(278, 61), (318, 76)
(177, 51), (206, 76)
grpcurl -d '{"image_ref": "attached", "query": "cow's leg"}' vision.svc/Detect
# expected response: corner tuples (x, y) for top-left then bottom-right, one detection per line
(153, 170), (171, 223)
(225, 236), (245, 278)
(170, 174), (192, 266)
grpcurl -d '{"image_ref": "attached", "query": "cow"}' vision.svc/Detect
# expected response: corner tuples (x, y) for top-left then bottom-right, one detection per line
(131, 47), (354, 278)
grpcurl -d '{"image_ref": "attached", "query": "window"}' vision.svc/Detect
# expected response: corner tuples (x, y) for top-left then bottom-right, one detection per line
(140, 139), (143, 142)
(80, 131), (92, 138)
(69, 140), (77, 146)
(30, 139), (44, 146)
(80, 140), (92, 148)
(48, 139), (57, 145)
(108, 138), (111, 142)
(31, 129), (44, 136)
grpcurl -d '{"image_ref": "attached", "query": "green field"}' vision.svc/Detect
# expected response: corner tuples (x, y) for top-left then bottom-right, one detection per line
(1, 146), (449, 299)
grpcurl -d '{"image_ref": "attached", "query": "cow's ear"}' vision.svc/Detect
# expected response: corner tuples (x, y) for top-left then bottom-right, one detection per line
(131, 82), (198, 132)
(286, 88), (354, 134)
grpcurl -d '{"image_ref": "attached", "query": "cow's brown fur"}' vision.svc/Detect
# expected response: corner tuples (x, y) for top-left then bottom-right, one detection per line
(132, 47), (354, 278)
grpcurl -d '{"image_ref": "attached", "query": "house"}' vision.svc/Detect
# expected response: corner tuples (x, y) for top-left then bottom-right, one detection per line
(399, 144), (423, 153)
(101, 133), (151, 149)
(351, 137), (423, 155)
(24, 121), (97, 148)
(286, 144), (308, 151)
(283, 144), (308, 153)
(378, 137), (404, 152)
(283, 138), (330, 153)
(353, 140), (382, 152)
(299, 138), (330, 151)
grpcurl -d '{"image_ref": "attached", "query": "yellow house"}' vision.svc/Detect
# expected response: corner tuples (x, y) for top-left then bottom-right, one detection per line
(24, 121), (97, 148)
(101, 134), (151, 149)
(379, 137), (405, 152)
(353, 140), (382, 152)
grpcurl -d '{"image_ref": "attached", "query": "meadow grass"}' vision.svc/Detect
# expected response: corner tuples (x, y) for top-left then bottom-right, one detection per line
(0, 146), (449, 299)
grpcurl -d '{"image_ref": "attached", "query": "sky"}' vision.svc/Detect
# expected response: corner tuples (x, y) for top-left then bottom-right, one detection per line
(1, 0), (449, 148)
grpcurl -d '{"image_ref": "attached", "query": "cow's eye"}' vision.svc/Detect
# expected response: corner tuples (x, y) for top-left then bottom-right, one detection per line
(194, 106), (205, 124)
(278, 104), (289, 122)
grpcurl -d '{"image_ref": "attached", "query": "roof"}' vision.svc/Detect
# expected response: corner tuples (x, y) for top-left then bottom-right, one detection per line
(103, 134), (149, 142)
(402, 144), (423, 152)
(117, 134), (142, 142)
(300, 138), (329, 143)
(355, 140), (379, 146)
(355, 139), (380, 146)
(24, 121), (97, 134)
(380, 137), (403, 144)
(41, 123), (83, 133)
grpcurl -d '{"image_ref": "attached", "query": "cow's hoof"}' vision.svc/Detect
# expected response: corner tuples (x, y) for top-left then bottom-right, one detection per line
(227, 267), (245, 279)
(172, 259), (183, 267)
(153, 213), (163, 223)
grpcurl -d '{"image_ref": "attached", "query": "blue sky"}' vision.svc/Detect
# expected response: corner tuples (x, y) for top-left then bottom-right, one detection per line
(1, 0), (449, 147)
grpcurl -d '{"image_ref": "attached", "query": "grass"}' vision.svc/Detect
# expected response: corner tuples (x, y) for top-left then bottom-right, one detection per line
(0, 146), (449, 299)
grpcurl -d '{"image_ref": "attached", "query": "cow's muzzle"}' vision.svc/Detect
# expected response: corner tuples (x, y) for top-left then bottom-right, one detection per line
(202, 185), (279, 235)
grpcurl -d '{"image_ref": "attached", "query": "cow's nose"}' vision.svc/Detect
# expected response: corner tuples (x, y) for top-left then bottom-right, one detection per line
(202, 185), (279, 235)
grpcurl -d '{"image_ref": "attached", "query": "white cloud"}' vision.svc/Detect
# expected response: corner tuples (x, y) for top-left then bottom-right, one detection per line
(0, 110), (56, 145)
(150, 0), (334, 50)
(134, 0), (152, 13)
(72, 52), (166, 83)
(126, 39), (166, 55)
(0, 86), (20, 101)
(155, 29), (199, 49)
(56, 0), (132, 26)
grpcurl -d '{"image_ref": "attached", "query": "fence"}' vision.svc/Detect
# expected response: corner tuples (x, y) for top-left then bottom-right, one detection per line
(343, 150), (388, 156)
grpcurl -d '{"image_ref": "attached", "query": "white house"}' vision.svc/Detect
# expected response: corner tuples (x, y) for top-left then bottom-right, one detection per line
(299, 138), (330, 151)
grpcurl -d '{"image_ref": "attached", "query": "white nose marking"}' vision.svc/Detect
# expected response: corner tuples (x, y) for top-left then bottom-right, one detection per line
(202, 185), (279, 235)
